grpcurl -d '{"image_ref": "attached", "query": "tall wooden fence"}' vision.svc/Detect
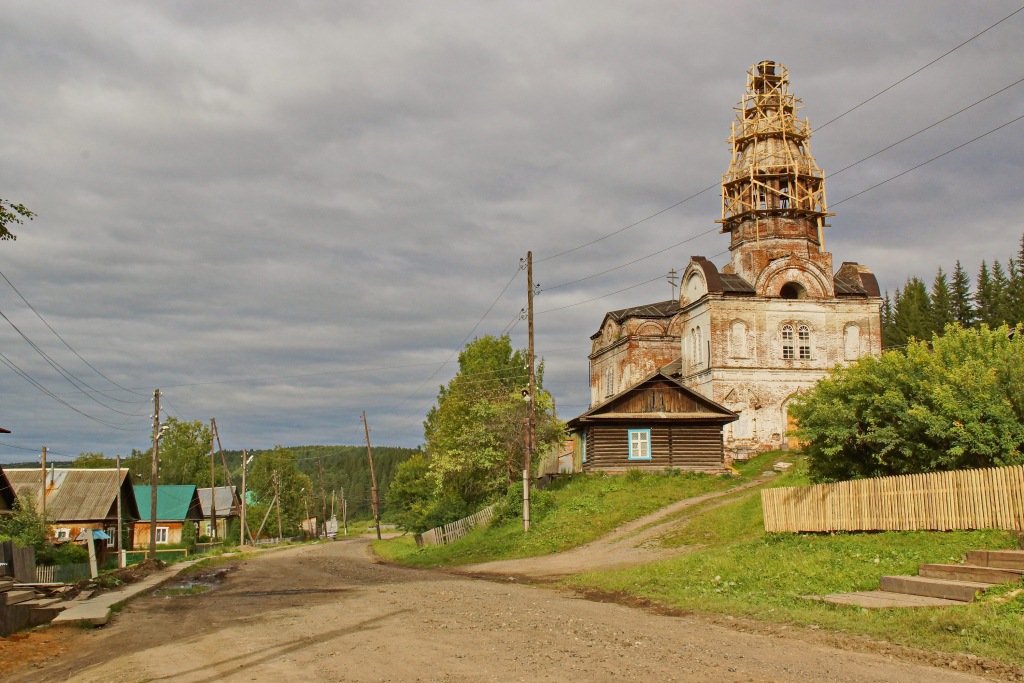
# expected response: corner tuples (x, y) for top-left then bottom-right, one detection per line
(762, 465), (1024, 533)
(419, 504), (497, 547)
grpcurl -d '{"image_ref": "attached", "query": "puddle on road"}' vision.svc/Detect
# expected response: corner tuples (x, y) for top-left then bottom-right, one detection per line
(157, 566), (235, 597)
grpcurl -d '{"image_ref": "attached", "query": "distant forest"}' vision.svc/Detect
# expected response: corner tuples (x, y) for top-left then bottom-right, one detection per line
(882, 233), (1024, 348)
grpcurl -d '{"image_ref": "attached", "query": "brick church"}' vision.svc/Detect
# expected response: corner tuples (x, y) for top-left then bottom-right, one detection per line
(575, 61), (882, 466)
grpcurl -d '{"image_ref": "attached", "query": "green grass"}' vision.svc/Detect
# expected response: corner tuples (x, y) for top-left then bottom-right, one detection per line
(373, 463), (770, 567)
(568, 459), (1024, 666)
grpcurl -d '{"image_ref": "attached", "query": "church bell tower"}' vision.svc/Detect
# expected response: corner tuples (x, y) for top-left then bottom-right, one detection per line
(718, 60), (835, 298)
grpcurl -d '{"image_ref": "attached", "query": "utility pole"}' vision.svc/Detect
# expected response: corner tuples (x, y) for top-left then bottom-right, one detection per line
(273, 470), (283, 541)
(240, 449), (248, 547)
(39, 446), (47, 521)
(149, 389), (160, 560)
(343, 496), (349, 536)
(116, 455), (124, 568)
(361, 412), (382, 540)
(525, 250), (536, 533)
(209, 418), (217, 541)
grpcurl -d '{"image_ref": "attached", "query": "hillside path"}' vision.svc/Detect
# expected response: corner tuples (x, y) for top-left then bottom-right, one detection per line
(455, 474), (771, 580)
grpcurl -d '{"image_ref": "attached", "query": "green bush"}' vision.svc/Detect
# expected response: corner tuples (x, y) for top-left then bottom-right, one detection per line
(180, 522), (197, 553)
(792, 324), (1024, 482)
(36, 542), (88, 566)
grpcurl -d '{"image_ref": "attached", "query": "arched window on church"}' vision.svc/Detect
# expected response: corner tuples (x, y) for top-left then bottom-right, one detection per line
(695, 326), (703, 366)
(844, 323), (861, 360)
(604, 368), (615, 398)
(781, 324), (794, 360)
(730, 320), (748, 358)
(779, 181), (790, 209)
(798, 325), (811, 360)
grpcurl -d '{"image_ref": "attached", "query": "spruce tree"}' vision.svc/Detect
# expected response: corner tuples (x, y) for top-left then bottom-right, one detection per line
(881, 292), (896, 349)
(930, 267), (954, 335)
(976, 261), (994, 327)
(892, 278), (932, 345)
(950, 260), (974, 327)
(991, 260), (1010, 326)
(1007, 256), (1023, 326)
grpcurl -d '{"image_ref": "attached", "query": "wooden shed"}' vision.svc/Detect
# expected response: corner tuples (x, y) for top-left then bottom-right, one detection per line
(567, 361), (737, 473)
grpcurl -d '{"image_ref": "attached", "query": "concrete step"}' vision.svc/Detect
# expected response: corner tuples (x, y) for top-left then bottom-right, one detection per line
(22, 597), (65, 610)
(966, 550), (1024, 571)
(919, 563), (1023, 584)
(879, 575), (992, 602)
(1, 590), (37, 606)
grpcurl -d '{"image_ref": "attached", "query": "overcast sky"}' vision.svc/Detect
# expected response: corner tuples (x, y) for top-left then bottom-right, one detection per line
(2, 1), (1022, 462)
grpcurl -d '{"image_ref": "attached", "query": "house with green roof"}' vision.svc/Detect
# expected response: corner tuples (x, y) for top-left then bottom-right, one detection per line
(132, 485), (203, 548)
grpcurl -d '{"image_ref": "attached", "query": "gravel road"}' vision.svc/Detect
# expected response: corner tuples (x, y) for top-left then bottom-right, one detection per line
(2, 540), (1015, 682)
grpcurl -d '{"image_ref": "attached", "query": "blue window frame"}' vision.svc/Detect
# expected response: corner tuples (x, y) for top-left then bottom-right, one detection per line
(627, 429), (652, 460)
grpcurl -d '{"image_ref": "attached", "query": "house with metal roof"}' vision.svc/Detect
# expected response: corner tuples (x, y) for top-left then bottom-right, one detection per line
(3, 468), (139, 551)
(132, 485), (203, 548)
(196, 486), (241, 539)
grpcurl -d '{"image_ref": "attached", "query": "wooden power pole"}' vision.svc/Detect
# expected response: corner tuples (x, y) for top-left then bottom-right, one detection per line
(361, 412), (382, 540)
(240, 449), (249, 547)
(524, 250), (536, 533)
(149, 389), (160, 560)
(209, 418), (217, 541)
(40, 446), (47, 522)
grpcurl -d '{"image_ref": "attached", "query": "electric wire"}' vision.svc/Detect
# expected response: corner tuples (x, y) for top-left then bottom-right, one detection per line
(0, 267), (146, 398)
(532, 6), (1023, 269)
(0, 308), (149, 416)
(833, 111), (1024, 207)
(815, 4), (1024, 132)
(0, 350), (138, 431)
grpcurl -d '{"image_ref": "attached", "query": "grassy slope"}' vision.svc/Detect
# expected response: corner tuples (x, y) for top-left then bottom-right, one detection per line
(374, 457), (778, 568)
(569, 459), (1024, 666)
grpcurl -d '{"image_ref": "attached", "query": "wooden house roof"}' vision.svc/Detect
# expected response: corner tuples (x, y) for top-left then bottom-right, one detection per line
(5, 468), (139, 522)
(568, 361), (737, 428)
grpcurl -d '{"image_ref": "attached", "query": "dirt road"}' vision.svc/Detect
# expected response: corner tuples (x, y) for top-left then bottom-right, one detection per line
(2, 540), (1016, 682)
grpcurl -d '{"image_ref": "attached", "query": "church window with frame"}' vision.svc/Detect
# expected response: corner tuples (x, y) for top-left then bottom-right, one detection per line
(781, 324), (794, 359)
(779, 181), (790, 209)
(798, 325), (811, 359)
(628, 429), (652, 461)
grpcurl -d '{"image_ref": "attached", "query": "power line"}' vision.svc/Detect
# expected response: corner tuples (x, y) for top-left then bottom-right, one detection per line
(815, 4), (1024, 132)
(531, 7), (1023, 270)
(0, 267), (146, 398)
(0, 350), (138, 431)
(829, 74), (1024, 178)
(833, 111), (1024, 207)
(0, 307), (149, 416)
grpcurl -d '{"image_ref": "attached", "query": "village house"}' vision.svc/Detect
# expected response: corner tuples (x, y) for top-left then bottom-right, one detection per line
(0, 466), (15, 515)
(196, 486), (241, 539)
(4, 467), (139, 554)
(581, 60), (882, 462)
(133, 485), (203, 548)
(568, 360), (736, 472)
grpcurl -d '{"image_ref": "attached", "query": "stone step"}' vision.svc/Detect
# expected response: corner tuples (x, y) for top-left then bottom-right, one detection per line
(1, 590), (37, 606)
(966, 549), (1024, 571)
(878, 575), (992, 602)
(919, 563), (1023, 584)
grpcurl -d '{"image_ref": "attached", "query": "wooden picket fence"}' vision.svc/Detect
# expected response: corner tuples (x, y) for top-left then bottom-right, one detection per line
(762, 465), (1024, 533)
(420, 504), (497, 547)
